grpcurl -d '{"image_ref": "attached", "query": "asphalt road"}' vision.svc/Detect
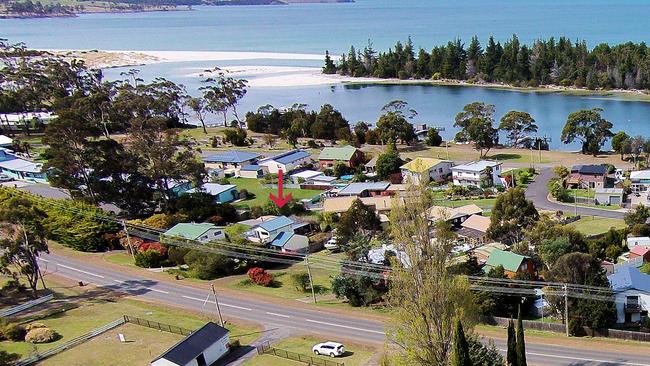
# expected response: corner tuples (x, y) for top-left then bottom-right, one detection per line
(39, 252), (650, 366)
(525, 168), (626, 219)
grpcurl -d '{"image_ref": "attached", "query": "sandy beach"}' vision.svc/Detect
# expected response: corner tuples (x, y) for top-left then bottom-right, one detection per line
(46, 49), (650, 99)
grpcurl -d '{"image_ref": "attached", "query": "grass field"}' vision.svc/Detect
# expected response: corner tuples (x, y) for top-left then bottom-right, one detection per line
(230, 178), (323, 208)
(567, 216), (627, 236)
(433, 197), (497, 210)
(0, 276), (261, 363)
(242, 335), (376, 366)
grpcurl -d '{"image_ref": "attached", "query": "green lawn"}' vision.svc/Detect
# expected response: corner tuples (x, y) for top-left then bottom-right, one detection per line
(567, 216), (627, 236)
(567, 189), (595, 198)
(243, 335), (376, 366)
(102, 251), (137, 268)
(230, 178), (323, 208)
(0, 276), (261, 362)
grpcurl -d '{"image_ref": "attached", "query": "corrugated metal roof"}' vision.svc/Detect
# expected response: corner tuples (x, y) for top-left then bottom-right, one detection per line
(153, 322), (229, 365)
(241, 164), (262, 171)
(318, 145), (358, 161)
(187, 183), (237, 196)
(203, 151), (260, 163)
(452, 160), (501, 172)
(338, 182), (390, 195)
(484, 249), (528, 273)
(608, 267), (650, 293)
(400, 158), (448, 173)
(164, 223), (221, 240)
(259, 150), (311, 165)
(257, 215), (294, 232)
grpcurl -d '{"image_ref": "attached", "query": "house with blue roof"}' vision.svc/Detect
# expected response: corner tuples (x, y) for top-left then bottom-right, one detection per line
(608, 267), (650, 324)
(337, 182), (391, 197)
(186, 183), (238, 204)
(246, 215), (295, 243)
(240, 164), (264, 179)
(267, 231), (309, 253)
(203, 151), (260, 178)
(0, 149), (48, 183)
(258, 149), (312, 174)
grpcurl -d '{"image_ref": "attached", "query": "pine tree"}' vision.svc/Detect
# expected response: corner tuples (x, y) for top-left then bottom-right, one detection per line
(516, 305), (527, 366)
(323, 50), (336, 74)
(506, 319), (518, 366)
(451, 319), (472, 366)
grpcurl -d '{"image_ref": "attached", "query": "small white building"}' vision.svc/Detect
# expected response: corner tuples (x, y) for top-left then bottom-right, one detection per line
(594, 187), (624, 206)
(151, 322), (230, 366)
(246, 215), (294, 244)
(258, 149), (312, 174)
(451, 160), (503, 187)
(400, 158), (453, 184)
(290, 170), (324, 184)
(630, 170), (650, 193)
(627, 236), (650, 250)
(607, 267), (650, 324)
(0, 135), (13, 148)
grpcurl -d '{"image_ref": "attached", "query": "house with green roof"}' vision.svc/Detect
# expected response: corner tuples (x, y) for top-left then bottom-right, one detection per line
(318, 145), (364, 169)
(400, 157), (453, 184)
(483, 248), (535, 278)
(162, 223), (225, 243)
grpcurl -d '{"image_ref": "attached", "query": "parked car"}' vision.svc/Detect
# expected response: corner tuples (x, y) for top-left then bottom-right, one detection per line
(0, 174), (12, 182)
(324, 237), (339, 251)
(312, 341), (345, 357)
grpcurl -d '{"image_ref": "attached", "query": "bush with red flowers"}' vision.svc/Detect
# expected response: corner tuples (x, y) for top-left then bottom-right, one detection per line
(247, 267), (273, 287)
(138, 242), (167, 256)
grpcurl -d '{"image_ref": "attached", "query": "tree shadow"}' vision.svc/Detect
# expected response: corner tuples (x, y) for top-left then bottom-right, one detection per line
(487, 153), (522, 161)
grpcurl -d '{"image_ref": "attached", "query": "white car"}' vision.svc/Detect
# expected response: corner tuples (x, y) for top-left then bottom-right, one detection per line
(312, 341), (345, 357)
(324, 237), (339, 251)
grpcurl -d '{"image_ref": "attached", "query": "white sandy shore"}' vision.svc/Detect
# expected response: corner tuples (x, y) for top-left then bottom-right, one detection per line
(190, 65), (364, 87)
(140, 50), (324, 62)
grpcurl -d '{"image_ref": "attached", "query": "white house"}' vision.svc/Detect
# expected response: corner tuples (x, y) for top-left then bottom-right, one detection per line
(607, 267), (650, 324)
(594, 187), (624, 206)
(627, 236), (650, 250)
(0, 149), (48, 183)
(290, 170), (324, 184)
(258, 149), (312, 174)
(451, 160), (503, 187)
(400, 158), (453, 184)
(246, 216), (294, 243)
(630, 170), (650, 193)
(151, 322), (230, 366)
(162, 223), (225, 243)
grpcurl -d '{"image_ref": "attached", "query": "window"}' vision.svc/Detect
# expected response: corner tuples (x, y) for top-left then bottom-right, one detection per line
(214, 231), (222, 236)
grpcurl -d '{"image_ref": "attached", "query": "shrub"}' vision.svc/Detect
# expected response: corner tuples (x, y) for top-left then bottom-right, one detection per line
(25, 327), (59, 344)
(167, 247), (190, 266)
(290, 272), (311, 292)
(307, 140), (319, 149)
(185, 251), (236, 280)
(25, 322), (47, 331)
(1, 279), (26, 293)
(135, 249), (167, 268)
(247, 267), (273, 287)
(137, 242), (167, 256)
(2, 323), (25, 341)
(0, 351), (19, 365)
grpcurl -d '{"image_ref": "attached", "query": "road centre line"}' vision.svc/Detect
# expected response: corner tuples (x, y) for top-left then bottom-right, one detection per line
(304, 319), (385, 335)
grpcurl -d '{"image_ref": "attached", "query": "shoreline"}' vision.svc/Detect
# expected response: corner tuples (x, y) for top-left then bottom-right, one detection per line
(48, 49), (650, 102)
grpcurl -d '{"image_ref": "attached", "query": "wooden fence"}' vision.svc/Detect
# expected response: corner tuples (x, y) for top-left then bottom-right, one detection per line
(123, 315), (193, 336)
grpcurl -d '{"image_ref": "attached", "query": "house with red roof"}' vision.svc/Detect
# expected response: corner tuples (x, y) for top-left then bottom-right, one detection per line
(629, 245), (650, 263)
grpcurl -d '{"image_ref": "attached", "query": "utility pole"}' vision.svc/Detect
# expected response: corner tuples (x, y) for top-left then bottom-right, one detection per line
(122, 220), (136, 260)
(211, 284), (225, 327)
(564, 284), (569, 337)
(305, 255), (317, 304)
(574, 189), (578, 217)
(538, 138), (542, 164)
(530, 146), (534, 169)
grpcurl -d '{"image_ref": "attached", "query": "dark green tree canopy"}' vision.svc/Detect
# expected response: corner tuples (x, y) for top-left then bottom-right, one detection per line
(487, 187), (539, 244)
(561, 108), (613, 155)
(454, 102), (498, 158)
(498, 110), (538, 147)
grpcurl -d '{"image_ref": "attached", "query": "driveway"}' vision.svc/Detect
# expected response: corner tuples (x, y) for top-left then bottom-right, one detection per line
(525, 168), (626, 219)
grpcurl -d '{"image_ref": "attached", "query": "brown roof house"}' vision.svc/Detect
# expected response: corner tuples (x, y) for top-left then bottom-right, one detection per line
(566, 165), (608, 189)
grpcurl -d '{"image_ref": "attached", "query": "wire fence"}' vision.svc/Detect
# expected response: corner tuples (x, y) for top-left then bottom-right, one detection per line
(123, 315), (193, 336)
(13, 317), (126, 366)
(0, 294), (53, 318)
(257, 342), (345, 366)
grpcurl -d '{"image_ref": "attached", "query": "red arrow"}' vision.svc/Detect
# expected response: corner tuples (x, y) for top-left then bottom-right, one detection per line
(269, 169), (293, 208)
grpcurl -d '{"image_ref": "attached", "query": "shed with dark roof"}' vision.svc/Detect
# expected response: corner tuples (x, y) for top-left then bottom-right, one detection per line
(151, 322), (230, 366)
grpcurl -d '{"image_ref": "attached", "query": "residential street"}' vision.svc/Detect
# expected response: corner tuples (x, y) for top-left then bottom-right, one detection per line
(39, 252), (650, 366)
(525, 167), (626, 219)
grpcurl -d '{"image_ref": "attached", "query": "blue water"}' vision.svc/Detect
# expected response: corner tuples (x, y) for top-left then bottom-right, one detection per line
(4, 0), (650, 149)
(2, 0), (650, 53)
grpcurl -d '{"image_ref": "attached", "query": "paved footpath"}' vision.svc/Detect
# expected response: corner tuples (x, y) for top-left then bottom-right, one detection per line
(39, 252), (650, 366)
